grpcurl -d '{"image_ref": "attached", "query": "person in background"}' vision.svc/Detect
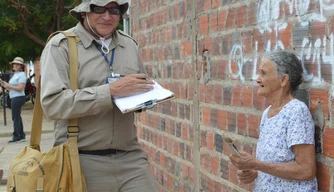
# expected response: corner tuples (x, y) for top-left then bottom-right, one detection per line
(229, 51), (318, 191)
(40, 0), (158, 191)
(2, 57), (27, 143)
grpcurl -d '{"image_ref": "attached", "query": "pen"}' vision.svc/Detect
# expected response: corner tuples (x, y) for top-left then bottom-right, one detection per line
(118, 74), (148, 80)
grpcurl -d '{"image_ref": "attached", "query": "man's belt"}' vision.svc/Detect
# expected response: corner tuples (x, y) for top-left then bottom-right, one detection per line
(78, 149), (124, 156)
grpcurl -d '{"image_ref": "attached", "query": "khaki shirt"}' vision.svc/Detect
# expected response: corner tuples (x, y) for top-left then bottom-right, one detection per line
(40, 22), (146, 151)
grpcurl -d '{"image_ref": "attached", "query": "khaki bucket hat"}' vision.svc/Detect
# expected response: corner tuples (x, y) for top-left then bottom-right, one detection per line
(9, 57), (25, 65)
(70, 0), (129, 21)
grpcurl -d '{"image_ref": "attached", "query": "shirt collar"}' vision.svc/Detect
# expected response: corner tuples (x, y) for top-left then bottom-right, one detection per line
(74, 22), (126, 49)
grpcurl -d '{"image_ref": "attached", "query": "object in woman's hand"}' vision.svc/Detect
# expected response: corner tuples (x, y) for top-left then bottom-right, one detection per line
(223, 137), (241, 156)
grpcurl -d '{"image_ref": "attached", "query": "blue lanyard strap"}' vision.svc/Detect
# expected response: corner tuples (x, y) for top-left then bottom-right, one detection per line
(94, 42), (115, 69)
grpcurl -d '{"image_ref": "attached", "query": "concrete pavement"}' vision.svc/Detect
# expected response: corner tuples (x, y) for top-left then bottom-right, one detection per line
(0, 102), (55, 191)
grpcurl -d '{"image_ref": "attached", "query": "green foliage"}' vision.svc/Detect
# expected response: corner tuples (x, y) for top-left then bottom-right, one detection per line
(0, 0), (78, 70)
(0, 0), (125, 71)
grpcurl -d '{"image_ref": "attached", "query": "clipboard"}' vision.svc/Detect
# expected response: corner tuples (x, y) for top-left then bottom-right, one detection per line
(113, 80), (175, 113)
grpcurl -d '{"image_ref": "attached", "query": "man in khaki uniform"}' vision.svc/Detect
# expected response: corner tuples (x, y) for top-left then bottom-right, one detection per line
(40, 0), (158, 191)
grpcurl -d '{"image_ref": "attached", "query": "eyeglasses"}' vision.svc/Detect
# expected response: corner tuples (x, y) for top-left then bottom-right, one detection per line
(90, 5), (121, 15)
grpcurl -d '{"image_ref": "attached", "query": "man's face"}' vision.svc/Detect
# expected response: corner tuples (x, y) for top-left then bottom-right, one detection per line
(83, 2), (121, 38)
(256, 59), (282, 97)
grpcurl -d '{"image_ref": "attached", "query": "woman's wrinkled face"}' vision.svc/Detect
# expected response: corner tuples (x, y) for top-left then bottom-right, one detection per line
(83, 2), (121, 38)
(256, 59), (282, 97)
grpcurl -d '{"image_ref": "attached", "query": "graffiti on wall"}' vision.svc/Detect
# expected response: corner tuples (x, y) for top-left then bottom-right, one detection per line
(228, 0), (334, 83)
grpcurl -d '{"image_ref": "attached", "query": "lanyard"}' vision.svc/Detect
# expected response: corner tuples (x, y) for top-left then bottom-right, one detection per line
(94, 42), (115, 74)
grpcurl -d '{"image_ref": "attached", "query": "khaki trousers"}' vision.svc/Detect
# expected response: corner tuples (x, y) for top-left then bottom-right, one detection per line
(79, 149), (158, 192)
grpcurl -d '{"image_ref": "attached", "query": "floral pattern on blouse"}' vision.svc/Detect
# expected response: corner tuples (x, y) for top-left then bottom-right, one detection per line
(254, 99), (318, 192)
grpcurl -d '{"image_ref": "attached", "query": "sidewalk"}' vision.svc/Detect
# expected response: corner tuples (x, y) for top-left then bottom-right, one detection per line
(0, 102), (54, 137)
(0, 102), (55, 191)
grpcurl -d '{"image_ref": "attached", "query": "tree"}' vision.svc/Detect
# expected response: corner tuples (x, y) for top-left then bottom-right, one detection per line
(0, 0), (79, 70)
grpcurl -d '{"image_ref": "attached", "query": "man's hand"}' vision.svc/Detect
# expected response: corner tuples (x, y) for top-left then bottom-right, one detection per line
(229, 152), (257, 170)
(238, 170), (257, 184)
(109, 74), (154, 98)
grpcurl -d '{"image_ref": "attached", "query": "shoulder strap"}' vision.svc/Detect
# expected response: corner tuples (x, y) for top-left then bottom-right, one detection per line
(30, 30), (84, 192)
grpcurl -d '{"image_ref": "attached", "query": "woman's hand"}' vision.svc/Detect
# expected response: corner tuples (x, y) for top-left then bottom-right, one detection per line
(238, 170), (258, 184)
(2, 82), (10, 90)
(229, 152), (257, 170)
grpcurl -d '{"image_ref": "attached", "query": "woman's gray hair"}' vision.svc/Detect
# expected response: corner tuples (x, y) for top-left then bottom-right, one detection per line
(263, 51), (303, 94)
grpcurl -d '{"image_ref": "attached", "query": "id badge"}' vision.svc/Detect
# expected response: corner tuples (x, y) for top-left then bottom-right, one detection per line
(106, 75), (120, 84)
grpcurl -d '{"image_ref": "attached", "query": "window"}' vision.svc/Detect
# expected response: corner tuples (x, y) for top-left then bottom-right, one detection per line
(123, 0), (131, 35)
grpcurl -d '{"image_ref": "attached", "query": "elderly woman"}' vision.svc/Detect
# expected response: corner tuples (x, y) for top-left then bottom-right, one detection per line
(229, 51), (318, 191)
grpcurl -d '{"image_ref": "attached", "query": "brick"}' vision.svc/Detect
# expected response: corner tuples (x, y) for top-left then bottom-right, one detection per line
(248, 114), (260, 138)
(223, 87), (232, 105)
(214, 85), (223, 104)
(253, 29), (266, 52)
(309, 89), (329, 118)
(201, 131), (207, 148)
(201, 173), (208, 191)
(229, 163), (238, 184)
(280, 22), (292, 48)
(205, 85), (214, 103)
(248, 2), (257, 25)
(217, 9), (227, 30)
(236, 5), (247, 27)
(212, 156), (219, 176)
(215, 181), (223, 192)
(209, 12), (218, 33)
(210, 108), (218, 128)
(199, 84), (206, 102)
(217, 60), (227, 79)
(293, 23), (309, 48)
(242, 86), (253, 108)
(207, 131), (215, 150)
(323, 128), (334, 158)
(202, 107), (210, 126)
(311, 21), (327, 39)
(181, 41), (192, 56)
(226, 9), (236, 29)
(215, 133), (223, 153)
(242, 31), (253, 53)
(232, 86), (242, 106)
(186, 144), (193, 162)
(220, 158), (229, 180)
(212, 36), (222, 56)
(218, 110), (228, 131)
(321, 63), (333, 83)
(199, 14), (209, 35)
(204, 37), (213, 51)
(212, 0), (219, 9)
(316, 162), (330, 192)
(222, 34), (231, 55)
(237, 113), (247, 136)
(227, 112), (236, 132)
(181, 123), (189, 140)
(207, 177), (215, 192)
(253, 87), (266, 110)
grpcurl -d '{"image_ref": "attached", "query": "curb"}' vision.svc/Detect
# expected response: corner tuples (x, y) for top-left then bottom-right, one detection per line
(0, 130), (54, 138)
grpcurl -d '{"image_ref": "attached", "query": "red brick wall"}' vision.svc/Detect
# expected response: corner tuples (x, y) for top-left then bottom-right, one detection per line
(132, 0), (334, 191)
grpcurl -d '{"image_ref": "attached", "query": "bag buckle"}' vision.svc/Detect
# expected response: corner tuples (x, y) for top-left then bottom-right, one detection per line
(67, 126), (79, 138)
(10, 186), (15, 192)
